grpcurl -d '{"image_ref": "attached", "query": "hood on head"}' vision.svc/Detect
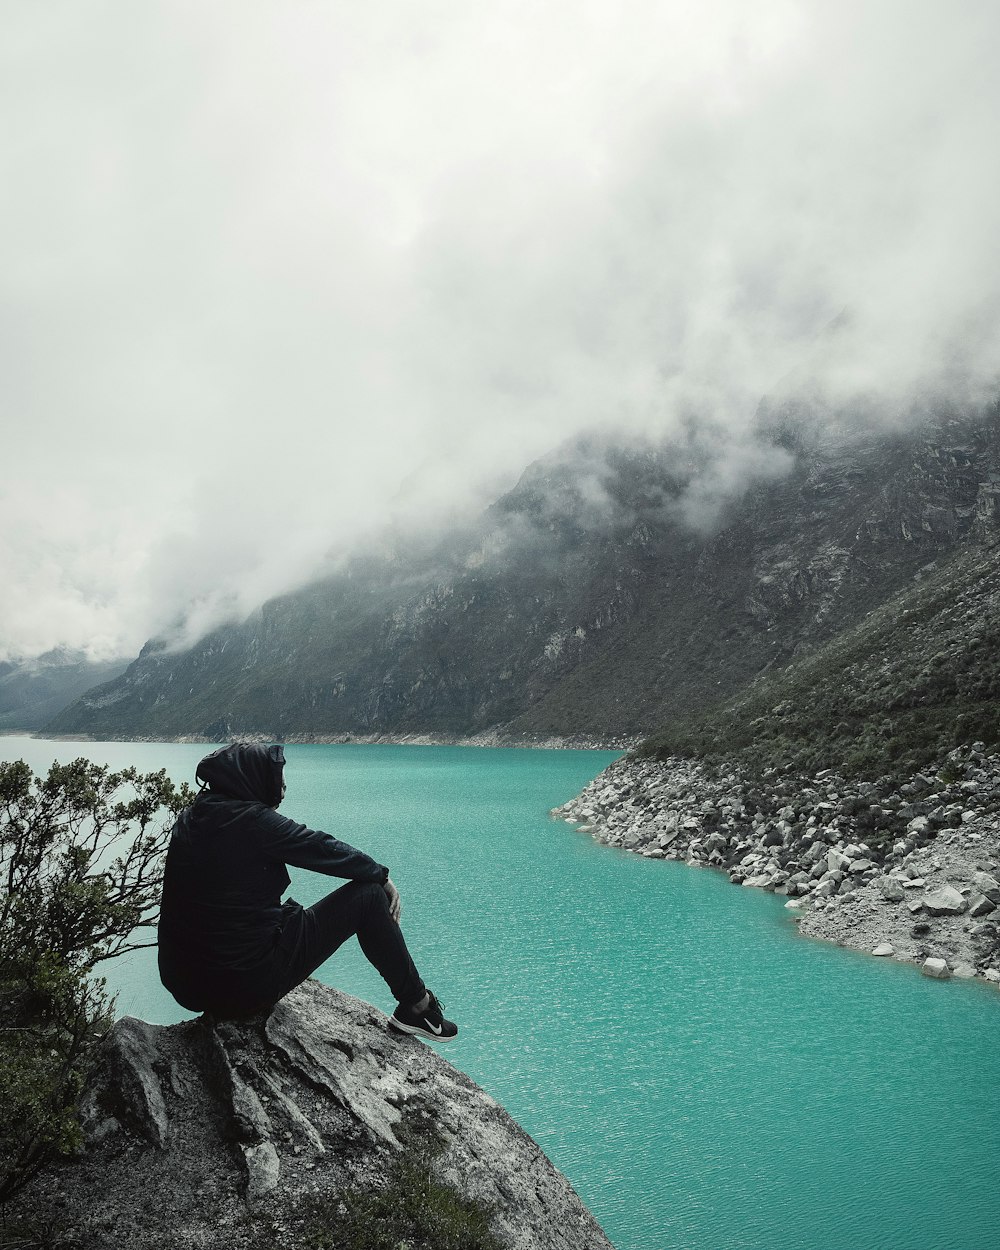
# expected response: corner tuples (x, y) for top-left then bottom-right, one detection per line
(195, 742), (285, 806)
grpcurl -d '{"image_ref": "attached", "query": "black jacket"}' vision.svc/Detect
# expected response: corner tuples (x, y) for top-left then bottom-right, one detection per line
(157, 744), (388, 990)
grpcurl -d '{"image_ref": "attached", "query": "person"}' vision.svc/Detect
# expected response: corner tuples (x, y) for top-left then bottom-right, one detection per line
(157, 741), (457, 1042)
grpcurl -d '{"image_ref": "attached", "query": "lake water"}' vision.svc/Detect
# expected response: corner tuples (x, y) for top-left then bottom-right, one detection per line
(3, 736), (999, 1250)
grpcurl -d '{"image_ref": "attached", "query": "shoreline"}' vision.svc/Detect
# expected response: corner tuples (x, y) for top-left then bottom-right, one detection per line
(24, 728), (638, 751)
(553, 749), (1000, 988)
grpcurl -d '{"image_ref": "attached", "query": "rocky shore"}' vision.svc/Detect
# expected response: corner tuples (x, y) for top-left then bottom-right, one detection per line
(553, 745), (1000, 985)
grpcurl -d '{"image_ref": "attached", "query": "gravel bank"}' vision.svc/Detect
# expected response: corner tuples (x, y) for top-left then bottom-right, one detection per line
(553, 746), (1000, 986)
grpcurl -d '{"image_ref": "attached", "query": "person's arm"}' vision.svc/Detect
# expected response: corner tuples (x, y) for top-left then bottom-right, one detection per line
(255, 808), (388, 883)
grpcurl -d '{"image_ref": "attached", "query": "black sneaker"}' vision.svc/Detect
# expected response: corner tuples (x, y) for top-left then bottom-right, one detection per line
(389, 991), (458, 1042)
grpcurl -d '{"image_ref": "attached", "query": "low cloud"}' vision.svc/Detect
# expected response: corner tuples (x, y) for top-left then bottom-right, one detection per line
(2, 0), (998, 660)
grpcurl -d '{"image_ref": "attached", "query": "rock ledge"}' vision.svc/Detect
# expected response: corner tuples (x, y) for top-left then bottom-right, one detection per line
(14, 980), (612, 1250)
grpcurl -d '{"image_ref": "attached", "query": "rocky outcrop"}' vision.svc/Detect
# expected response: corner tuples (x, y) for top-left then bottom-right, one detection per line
(553, 743), (1000, 984)
(13, 980), (613, 1250)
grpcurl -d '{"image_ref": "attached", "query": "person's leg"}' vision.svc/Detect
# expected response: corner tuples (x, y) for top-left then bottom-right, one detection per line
(273, 880), (426, 1007)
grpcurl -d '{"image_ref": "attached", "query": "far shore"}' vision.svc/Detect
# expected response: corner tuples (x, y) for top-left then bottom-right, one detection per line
(16, 728), (639, 752)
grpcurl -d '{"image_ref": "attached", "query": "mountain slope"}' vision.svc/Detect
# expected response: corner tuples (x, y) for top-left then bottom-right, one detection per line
(48, 404), (1000, 743)
(0, 649), (128, 731)
(642, 539), (1000, 778)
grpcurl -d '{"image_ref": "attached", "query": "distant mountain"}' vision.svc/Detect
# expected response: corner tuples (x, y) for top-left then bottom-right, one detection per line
(47, 401), (1000, 752)
(0, 648), (128, 732)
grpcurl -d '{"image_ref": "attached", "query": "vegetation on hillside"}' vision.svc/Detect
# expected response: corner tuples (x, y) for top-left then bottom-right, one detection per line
(0, 760), (191, 1200)
(641, 545), (1000, 779)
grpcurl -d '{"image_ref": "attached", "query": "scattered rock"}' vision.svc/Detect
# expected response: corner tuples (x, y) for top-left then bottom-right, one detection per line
(872, 943), (894, 957)
(552, 748), (1000, 985)
(921, 957), (951, 979)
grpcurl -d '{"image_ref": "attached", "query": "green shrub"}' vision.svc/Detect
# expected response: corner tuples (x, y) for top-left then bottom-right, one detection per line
(0, 758), (192, 1199)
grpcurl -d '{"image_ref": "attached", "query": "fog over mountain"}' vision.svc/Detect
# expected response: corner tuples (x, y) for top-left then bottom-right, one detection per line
(3, 1), (998, 663)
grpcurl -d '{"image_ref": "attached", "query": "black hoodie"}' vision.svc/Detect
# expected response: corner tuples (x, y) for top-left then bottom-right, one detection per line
(157, 743), (388, 1001)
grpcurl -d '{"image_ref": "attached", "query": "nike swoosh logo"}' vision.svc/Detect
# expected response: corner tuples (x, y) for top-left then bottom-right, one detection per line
(424, 1019), (443, 1035)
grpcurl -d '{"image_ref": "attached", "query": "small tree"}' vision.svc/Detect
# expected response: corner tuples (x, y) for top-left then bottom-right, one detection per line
(0, 757), (193, 1199)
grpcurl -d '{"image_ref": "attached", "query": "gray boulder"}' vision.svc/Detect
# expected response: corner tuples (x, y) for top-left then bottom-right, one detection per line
(12, 981), (612, 1250)
(878, 876), (906, 902)
(969, 893), (998, 918)
(921, 957), (951, 979)
(972, 871), (1000, 903)
(922, 885), (969, 916)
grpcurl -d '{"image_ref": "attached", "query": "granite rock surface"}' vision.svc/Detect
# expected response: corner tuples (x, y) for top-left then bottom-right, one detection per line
(14, 980), (613, 1250)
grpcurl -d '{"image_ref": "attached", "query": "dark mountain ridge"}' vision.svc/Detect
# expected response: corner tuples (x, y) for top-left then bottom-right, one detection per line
(47, 402), (1000, 747)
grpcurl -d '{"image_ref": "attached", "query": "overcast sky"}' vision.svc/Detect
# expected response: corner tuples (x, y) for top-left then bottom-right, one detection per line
(2, 0), (999, 661)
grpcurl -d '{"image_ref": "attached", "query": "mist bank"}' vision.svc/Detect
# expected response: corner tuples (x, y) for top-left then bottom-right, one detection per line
(5, 4), (1000, 666)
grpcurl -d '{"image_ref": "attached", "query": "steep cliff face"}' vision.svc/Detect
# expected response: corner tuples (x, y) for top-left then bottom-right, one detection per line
(47, 404), (1000, 742)
(12, 980), (612, 1250)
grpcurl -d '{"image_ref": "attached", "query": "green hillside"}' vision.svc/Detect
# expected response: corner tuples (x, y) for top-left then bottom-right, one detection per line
(642, 542), (1000, 778)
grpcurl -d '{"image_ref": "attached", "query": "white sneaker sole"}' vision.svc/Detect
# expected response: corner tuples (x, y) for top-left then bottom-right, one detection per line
(388, 1018), (457, 1042)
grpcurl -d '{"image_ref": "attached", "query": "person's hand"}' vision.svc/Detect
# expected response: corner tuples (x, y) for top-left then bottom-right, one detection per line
(384, 877), (402, 923)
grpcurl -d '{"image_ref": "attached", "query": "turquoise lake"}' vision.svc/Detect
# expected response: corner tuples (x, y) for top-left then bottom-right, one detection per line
(3, 735), (998, 1250)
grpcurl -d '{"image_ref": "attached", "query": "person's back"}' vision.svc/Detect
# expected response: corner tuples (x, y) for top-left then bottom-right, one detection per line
(157, 741), (457, 1040)
(158, 789), (300, 1003)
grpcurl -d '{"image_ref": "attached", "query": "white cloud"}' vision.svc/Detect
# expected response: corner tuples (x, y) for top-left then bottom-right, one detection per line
(1, 0), (998, 660)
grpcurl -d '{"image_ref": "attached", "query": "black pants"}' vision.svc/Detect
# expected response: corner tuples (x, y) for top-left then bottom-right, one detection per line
(268, 880), (425, 1009)
(161, 880), (425, 1017)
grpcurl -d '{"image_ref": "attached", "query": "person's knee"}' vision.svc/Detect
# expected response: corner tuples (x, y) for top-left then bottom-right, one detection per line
(343, 879), (388, 914)
(363, 879), (390, 911)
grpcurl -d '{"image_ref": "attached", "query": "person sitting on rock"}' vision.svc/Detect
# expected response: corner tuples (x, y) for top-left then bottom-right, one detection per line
(157, 741), (457, 1041)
